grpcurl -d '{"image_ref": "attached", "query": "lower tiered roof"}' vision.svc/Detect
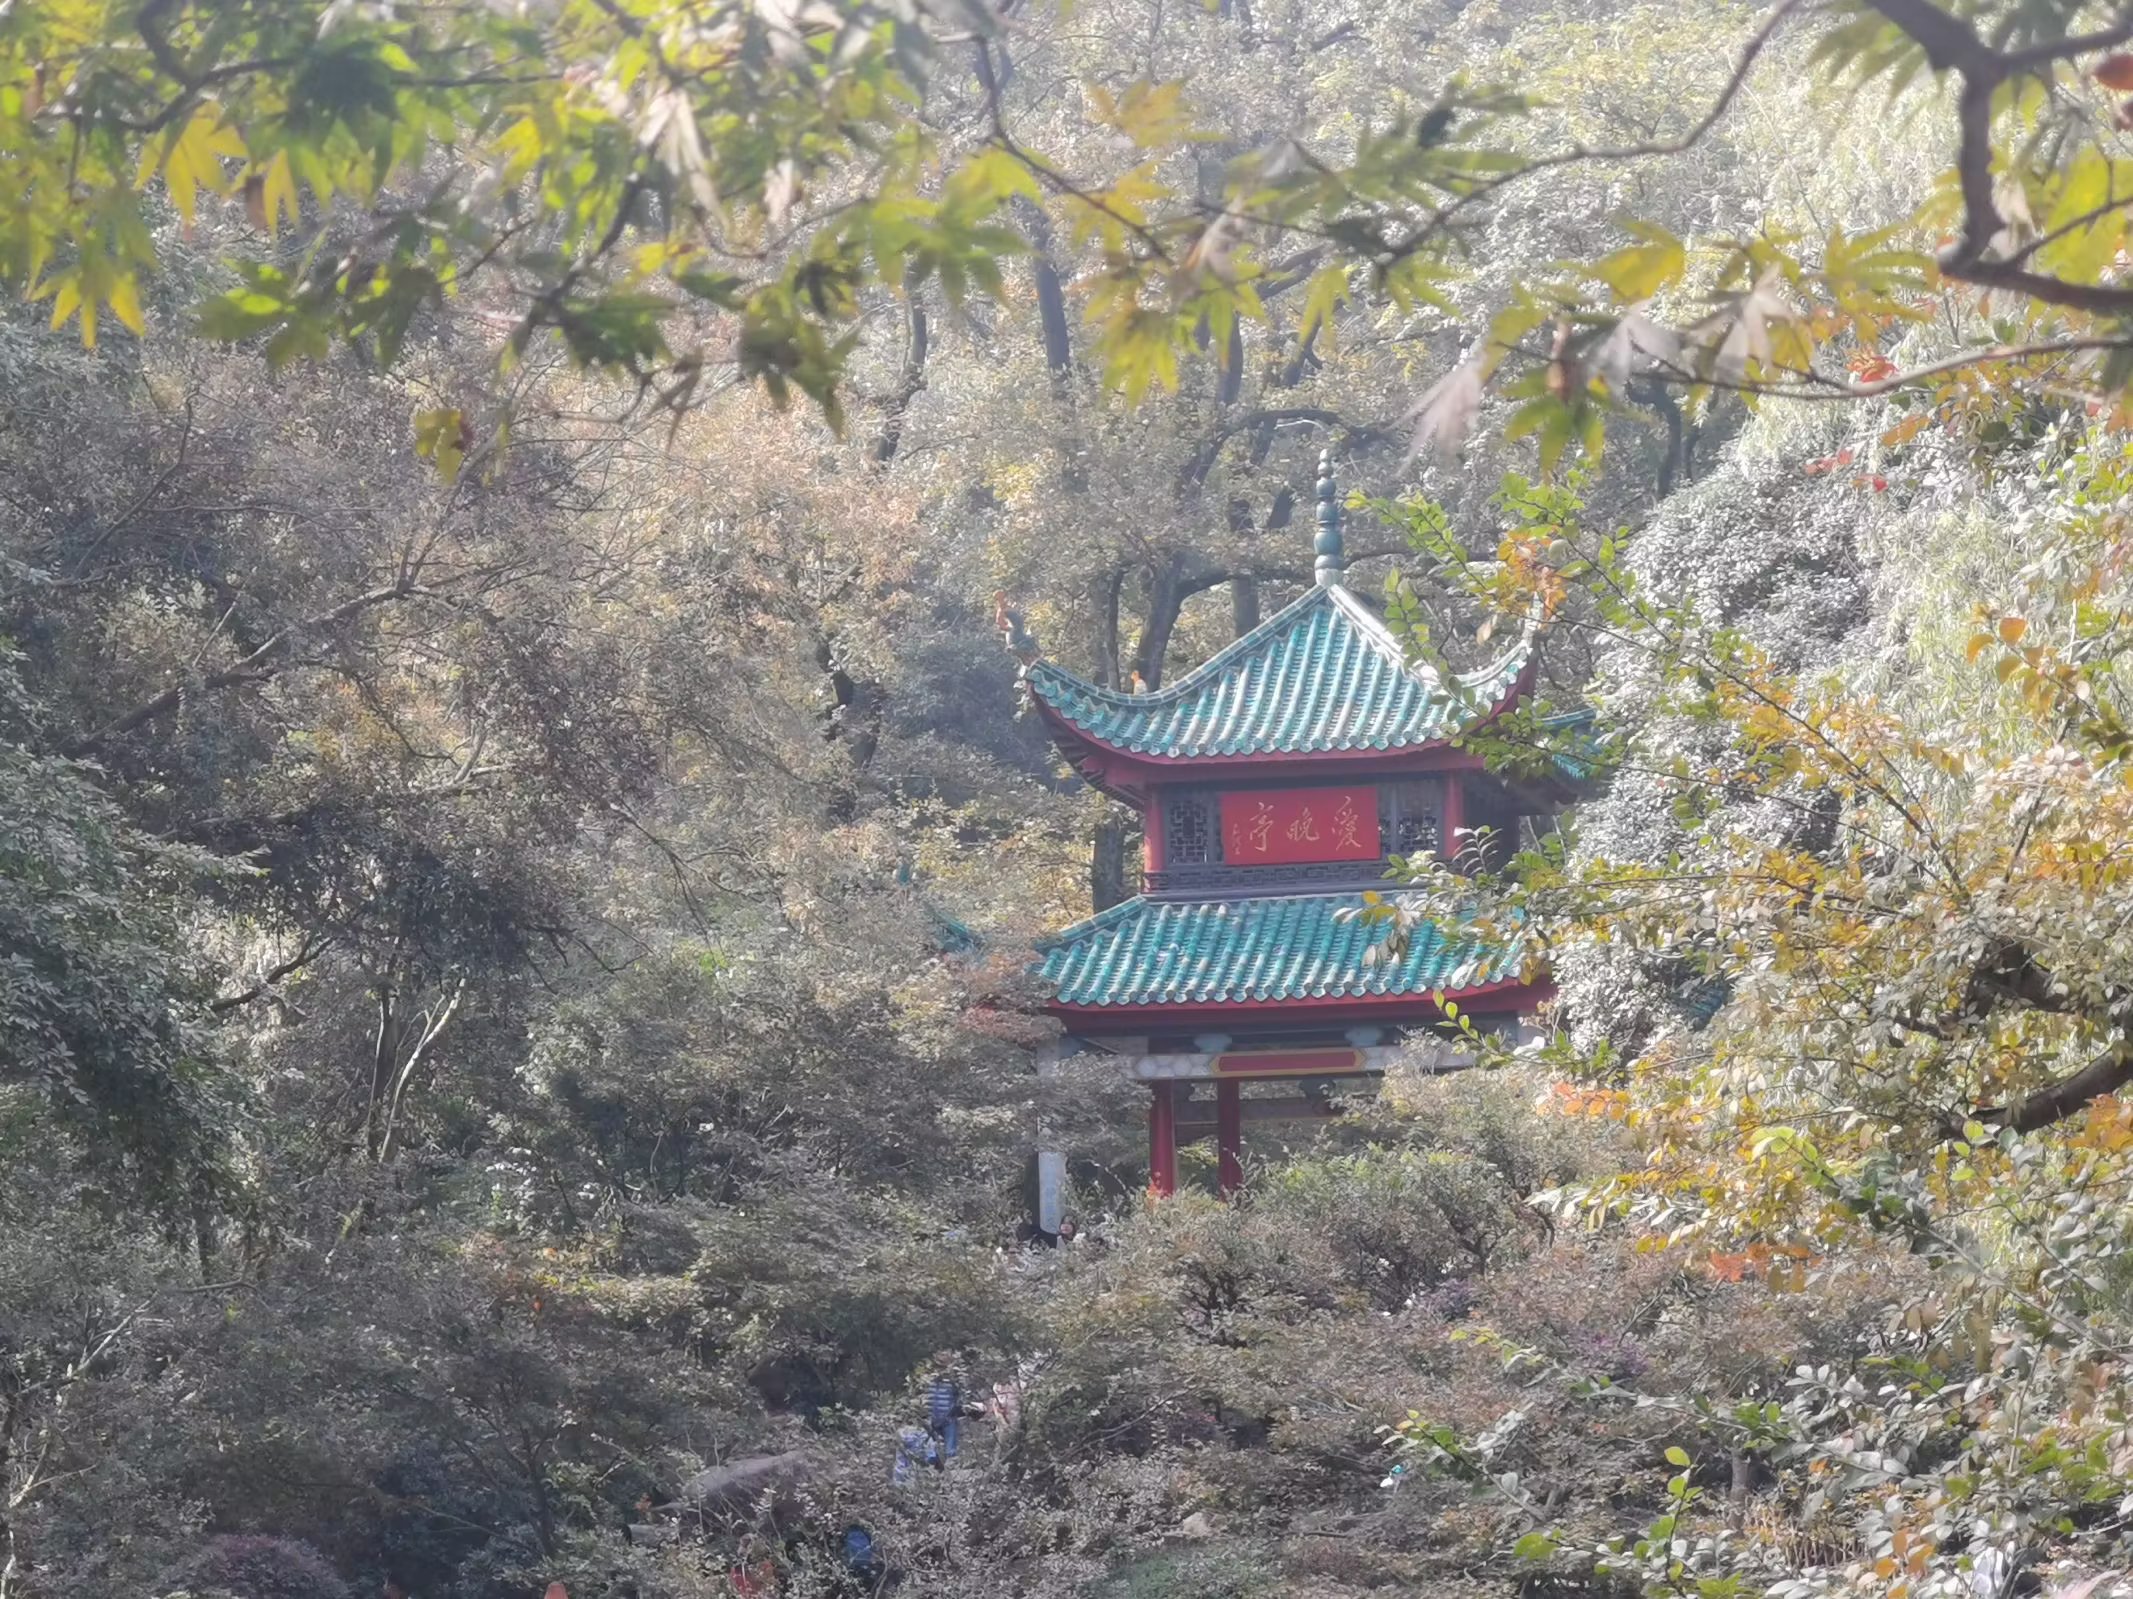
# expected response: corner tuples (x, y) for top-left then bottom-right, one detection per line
(1036, 891), (1522, 1011)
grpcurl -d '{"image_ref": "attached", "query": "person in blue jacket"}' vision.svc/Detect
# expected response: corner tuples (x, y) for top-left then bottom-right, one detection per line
(891, 1354), (977, 1482)
(924, 1359), (963, 1465)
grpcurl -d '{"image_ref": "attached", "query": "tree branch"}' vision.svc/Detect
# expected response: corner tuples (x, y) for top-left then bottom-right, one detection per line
(1981, 1030), (2133, 1133)
(1603, 334), (2133, 402)
(211, 933), (335, 1014)
(59, 577), (418, 757)
(1869, 0), (2133, 311)
(1179, 406), (1388, 488)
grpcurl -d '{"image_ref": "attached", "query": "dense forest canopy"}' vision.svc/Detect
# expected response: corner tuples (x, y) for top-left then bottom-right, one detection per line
(11, 2), (2133, 1597)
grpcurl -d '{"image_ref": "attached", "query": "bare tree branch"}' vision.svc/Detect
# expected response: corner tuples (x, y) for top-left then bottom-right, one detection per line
(211, 933), (336, 1014)
(59, 577), (421, 757)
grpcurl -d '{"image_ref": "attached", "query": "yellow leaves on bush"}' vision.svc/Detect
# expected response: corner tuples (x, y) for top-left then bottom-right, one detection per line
(1703, 1243), (1815, 1288)
(1538, 1081), (1627, 1119)
(1063, 163), (1165, 254)
(1871, 1524), (1937, 1590)
(1964, 612), (2028, 661)
(40, 251), (145, 348)
(2069, 1094), (2133, 1154)
(1083, 288), (1181, 404)
(1495, 530), (1571, 621)
(241, 151), (301, 238)
(413, 406), (470, 482)
(1296, 264), (1351, 354)
(1880, 412), (1930, 449)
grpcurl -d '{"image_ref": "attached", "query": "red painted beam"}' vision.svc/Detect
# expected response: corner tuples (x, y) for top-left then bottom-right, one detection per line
(1216, 1047), (1362, 1076)
(1048, 978), (1555, 1036)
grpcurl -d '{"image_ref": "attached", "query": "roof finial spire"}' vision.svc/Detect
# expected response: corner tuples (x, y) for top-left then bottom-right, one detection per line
(1313, 448), (1346, 588)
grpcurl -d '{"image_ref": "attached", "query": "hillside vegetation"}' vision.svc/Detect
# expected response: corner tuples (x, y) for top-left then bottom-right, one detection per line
(10, 2), (2133, 1597)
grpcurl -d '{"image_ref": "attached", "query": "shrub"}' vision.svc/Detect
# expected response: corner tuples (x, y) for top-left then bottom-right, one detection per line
(1267, 1147), (1527, 1311)
(157, 1534), (353, 1599)
(1084, 1543), (1279, 1599)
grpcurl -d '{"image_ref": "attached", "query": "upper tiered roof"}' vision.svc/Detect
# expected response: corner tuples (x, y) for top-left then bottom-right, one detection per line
(1025, 585), (1533, 761)
(1015, 452), (1533, 766)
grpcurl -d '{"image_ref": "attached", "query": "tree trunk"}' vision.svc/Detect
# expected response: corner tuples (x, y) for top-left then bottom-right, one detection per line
(366, 988), (403, 1160)
(872, 297), (929, 464)
(1090, 813), (1129, 913)
(1092, 570), (1125, 688)
(521, 1427), (558, 1557)
(1021, 202), (1074, 396)
(1217, 320), (1244, 407)
(1130, 557), (1189, 690)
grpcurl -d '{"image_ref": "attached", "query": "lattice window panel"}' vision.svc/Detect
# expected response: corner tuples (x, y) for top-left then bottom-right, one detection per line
(1165, 793), (1216, 864)
(1385, 781), (1443, 859)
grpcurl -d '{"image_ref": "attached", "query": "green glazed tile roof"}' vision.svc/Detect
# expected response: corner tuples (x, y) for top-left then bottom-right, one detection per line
(1036, 891), (1522, 1009)
(1025, 583), (1533, 760)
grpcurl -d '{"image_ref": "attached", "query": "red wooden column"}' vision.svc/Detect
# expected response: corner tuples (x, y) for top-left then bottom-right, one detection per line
(1147, 1082), (1178, 1198)
(1442, 775), (1466, 871)
(1216, 1080), (1244, 1197)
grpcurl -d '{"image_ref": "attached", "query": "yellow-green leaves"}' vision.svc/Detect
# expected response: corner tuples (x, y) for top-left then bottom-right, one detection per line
(1591, 222), (1685, 303)
(138, 106), (249, 223)
(36, 195), (154, 349)
(1085, 286), (1183, 404)
(3, 0), (2099, 457)
(1085, 81), (1202, 149)
(1816, 223), (1931, 339)
(1297, 264), (1352, 352)
(242, 151), (303, 238)
(1063, 162), (1166, 255)
(1486, 297), (1551, 378)
(2036, 149), (2131, 287)
(948, 147), (1043, 209)
(413, 408), (469, 483)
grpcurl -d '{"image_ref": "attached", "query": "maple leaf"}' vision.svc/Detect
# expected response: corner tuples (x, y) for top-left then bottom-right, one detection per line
(1592, 302), (1683, 394)
(1404, 354), (1486, 462)
(2096, 53), (2133, 90)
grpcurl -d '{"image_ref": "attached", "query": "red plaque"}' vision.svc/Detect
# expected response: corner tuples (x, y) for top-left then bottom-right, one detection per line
(1219, 786), (1379, 865)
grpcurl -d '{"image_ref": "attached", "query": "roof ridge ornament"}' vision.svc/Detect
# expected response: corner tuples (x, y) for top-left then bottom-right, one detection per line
(1313, 449), (1345, 588)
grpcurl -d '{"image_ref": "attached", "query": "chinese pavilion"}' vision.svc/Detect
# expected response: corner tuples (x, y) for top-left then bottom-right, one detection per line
(1013, 455), (1568, 1200)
